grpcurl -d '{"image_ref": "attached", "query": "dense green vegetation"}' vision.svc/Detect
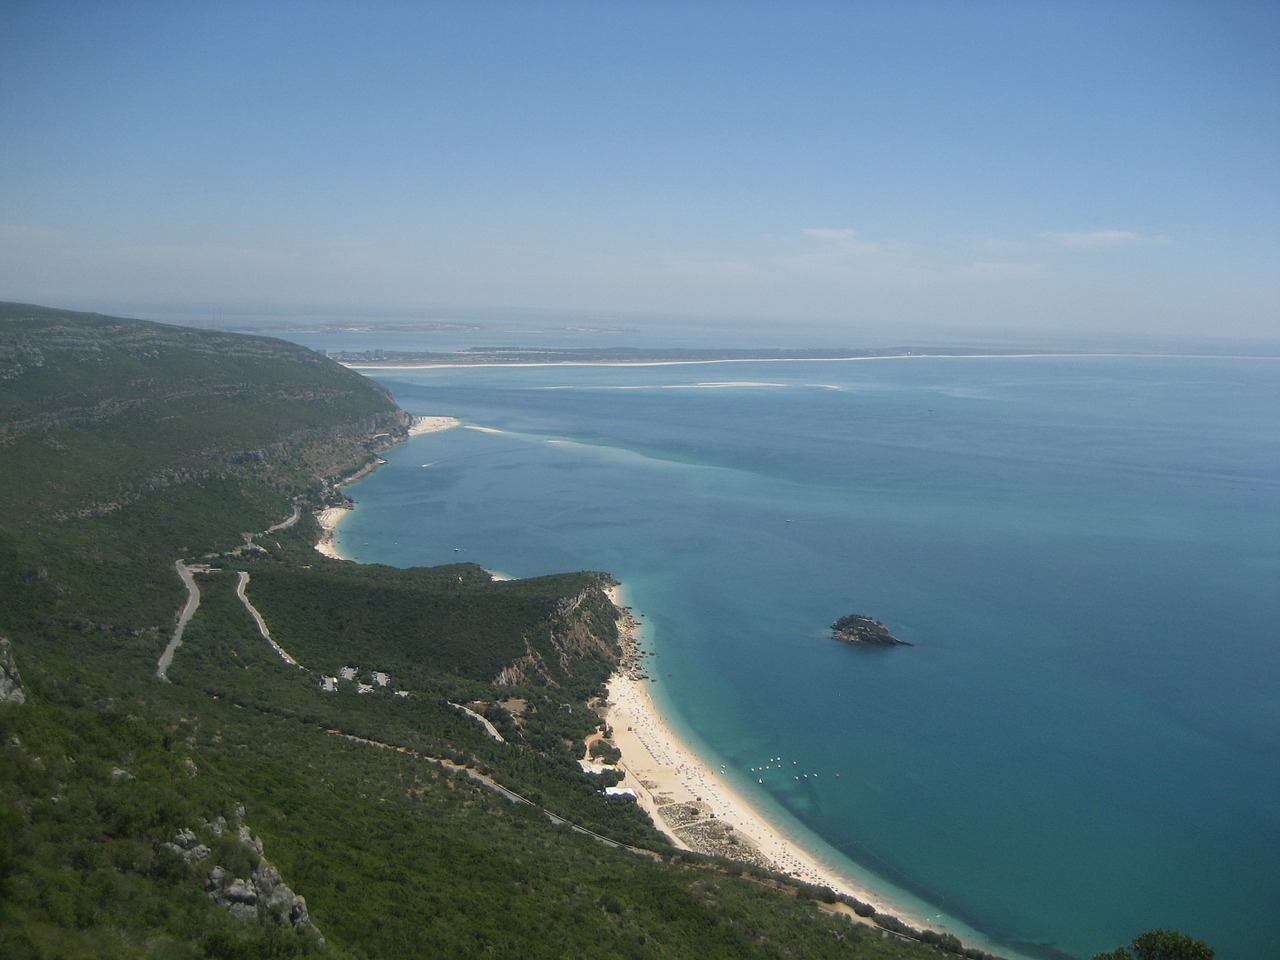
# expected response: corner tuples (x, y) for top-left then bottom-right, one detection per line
(0, 304), (1197, 959)
(0, 302), (405, 647)
(1092, 930), (1214, 960)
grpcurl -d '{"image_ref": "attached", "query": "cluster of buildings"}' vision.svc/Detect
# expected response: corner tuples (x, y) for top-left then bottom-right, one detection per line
(325, 349), (386, 363)
(319, 666), (408, 698)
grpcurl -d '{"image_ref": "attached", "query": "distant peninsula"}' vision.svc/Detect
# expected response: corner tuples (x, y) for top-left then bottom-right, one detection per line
(832, 614), (911, 646)
(327, 345), (1026, 366)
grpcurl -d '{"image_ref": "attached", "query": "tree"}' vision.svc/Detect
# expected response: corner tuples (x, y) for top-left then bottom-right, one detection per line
(1093, 929), (1214, 960)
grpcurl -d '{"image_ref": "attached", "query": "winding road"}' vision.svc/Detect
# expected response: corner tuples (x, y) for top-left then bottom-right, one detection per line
(326, 729), (661, 862)
(236, 571), (303, 669)
(157, 503), (300, 681)
(156, 560), (200, 681)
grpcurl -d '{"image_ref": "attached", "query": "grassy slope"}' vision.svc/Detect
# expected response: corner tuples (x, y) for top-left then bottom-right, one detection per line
(0, 305), (983, 960)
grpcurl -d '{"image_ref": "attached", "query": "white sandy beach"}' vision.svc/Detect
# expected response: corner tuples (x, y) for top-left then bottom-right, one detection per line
(407, 415), (461, 436)
(602, 584), (1012, 952)
(313, 505), (352, 560)
(603, 588), (912, 907)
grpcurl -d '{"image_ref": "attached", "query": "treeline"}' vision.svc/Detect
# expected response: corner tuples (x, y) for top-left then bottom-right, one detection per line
(239, 557), (618, 688)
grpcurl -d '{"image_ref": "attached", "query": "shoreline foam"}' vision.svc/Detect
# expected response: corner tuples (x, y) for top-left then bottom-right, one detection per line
(603, 582), (1021, 959)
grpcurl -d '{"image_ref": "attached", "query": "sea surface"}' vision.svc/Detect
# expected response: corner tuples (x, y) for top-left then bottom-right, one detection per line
(329, 354), (1278, 959)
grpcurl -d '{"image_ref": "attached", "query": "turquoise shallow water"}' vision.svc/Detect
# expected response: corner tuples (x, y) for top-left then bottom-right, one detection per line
(336, 356), (1279, 959)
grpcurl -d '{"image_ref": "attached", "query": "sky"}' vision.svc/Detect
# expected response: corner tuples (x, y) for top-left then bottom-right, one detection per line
(1, 0), (1277, 343)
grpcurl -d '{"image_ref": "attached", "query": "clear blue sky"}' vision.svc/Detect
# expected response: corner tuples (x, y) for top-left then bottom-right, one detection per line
(2, 0), (1277, 341)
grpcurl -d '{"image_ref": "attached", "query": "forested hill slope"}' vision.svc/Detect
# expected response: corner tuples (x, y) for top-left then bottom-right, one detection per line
(0, 302), (408, 516)
(0, 303), (407, 636)
(0, 305), (997, 960)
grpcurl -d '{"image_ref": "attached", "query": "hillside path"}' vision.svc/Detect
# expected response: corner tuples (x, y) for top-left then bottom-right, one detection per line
(327, 729), (661, 862)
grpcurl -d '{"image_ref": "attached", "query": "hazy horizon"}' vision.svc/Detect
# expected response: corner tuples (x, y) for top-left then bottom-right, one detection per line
(102, 304), (1280, 358)
(2, 1), (1277, 342)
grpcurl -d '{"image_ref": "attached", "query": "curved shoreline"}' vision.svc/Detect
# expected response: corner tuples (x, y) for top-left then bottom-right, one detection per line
(319, 412), (1024, 960)
(602, 584), (1021, 959)
(314, 415), (460, 561)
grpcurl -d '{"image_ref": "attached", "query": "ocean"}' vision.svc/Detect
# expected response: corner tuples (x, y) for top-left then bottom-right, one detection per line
(327, 354), (1278, 959)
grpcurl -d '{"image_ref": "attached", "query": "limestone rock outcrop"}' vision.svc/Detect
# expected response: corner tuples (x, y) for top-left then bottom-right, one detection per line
(0, 637), (26, 703)
(166, 806), (322, 942)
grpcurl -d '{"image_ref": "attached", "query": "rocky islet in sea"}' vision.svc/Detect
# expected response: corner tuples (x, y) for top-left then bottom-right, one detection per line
(831, 614), (911, 646)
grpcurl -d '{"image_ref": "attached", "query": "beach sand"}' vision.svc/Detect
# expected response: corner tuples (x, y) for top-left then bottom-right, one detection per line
(407, 415), (461, 436)
(313, 505), (352, 560)
(602, 584), (1000, 948)
(314, 415), (460, 560)
(311, 414), (1005, 955)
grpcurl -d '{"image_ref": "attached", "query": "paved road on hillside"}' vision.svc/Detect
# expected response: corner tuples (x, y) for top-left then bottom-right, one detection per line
(157, 560), (199, 681)
(236, 571), (303, 668)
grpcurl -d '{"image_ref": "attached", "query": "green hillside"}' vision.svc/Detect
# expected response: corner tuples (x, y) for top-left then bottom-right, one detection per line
(0, 304), (998, 960)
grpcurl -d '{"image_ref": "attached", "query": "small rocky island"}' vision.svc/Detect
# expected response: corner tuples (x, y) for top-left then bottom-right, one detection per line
(831, 614), (911, 646)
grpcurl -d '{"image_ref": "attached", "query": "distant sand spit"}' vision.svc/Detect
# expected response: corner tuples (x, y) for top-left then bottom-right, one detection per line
(408, 415), (461, 436)
(341, 351), (1280, 373)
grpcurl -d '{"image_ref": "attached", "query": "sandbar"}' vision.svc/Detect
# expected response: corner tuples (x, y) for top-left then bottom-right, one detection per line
(339, 351), (1210, 372)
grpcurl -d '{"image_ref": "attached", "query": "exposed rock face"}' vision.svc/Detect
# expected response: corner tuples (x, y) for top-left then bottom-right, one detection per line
(495, 578), (622, 687)
(831, 614), (911, 646)
(0, 637), (26, 703)
(167, 808), (322, 942)
(205, 858), (316, 932)
(164, 827), (210, 863)
(208, 871), (260, 921)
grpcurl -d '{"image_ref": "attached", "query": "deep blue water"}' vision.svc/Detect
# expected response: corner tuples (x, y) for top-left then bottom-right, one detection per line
(336, 356), (1279, 959)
